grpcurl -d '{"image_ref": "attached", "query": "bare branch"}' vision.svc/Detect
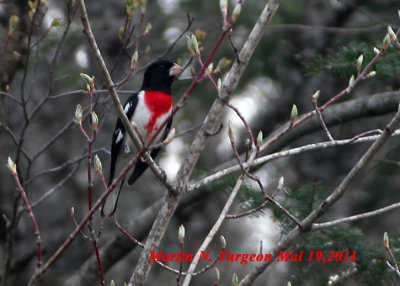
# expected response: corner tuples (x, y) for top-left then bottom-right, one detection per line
(238, 102), (400, 286)
(190, 129), (400, 191)
(182, 175), (245, 286)
(129, 1), (282, 285)
(312, 201), (400, 230)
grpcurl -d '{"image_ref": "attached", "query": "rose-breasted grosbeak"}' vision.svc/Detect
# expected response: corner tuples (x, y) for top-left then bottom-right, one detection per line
(101, 60), (182, 217)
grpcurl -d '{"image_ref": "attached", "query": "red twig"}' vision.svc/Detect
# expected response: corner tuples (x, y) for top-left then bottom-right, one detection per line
(87, 84), (105, 286)
(177, 241), (184, 286)
(261, 27), (400, 151)
(92, 239), (105, 286)
(114, 216), (144, 246)
(227, 102), (256, 149)
(27, 144), (146, 285)
(226, 180), (284, 219)
(313, 94), (334, 141)
(9, 169), (42, 269)
(196, 56), (219, 91)
(228, 133), (301, 225)
(77, 78), (105, 286)
(384, 233), (400, 279)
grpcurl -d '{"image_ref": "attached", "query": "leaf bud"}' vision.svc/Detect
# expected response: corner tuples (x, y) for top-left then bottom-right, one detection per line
(214, 267), (220, 283)
(278, 176), (284, 189)
(186, 35), (195, 55)
(232, 4), (242, 23)
(220, 235), (226, 249)
(244, 138), (251, 150)
(50, 17), (61, 28)
(191, 34), (199, 54)
(256, 131), (263, 148)
(349, 74), (355, 87)
(383, 232), (389, 248)
(232, 273), (238, 286)
(75, 104), (83, 124)
(366, 71), (376, 79)
(178, 224), (185, 244)
(382, 33), (391, 49)
(290, 104), (298, 122)
(94, 154), (102, 175)
(388, 26), (397, 42)
(228, 121), (235, 141)
(8, 15), (19, 36)
(131, 51), (138, 70)
(312, 90), (320, 102)
(92, 111), (99, 132)
(164, 128), (175, 144)
(144, 22), (152, 34)
(7, 157), (17, 174)
(356, 54), (363, 72)
(220, 0), (228, 16)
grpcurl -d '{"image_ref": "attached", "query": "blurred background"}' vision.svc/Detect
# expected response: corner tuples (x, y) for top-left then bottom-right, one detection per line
(1, 0), (400, 285)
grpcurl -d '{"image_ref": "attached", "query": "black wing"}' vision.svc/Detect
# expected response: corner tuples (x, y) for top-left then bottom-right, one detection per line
(107, 93), (139, 186)
(127, 118), (173, 185)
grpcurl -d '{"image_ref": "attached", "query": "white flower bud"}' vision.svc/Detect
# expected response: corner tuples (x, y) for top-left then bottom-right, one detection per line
(228, 121), (235, 141)
(178, 224), (185, 244)
(349, 74), (355, 86)
(278, 176), (284, 189)
(92, 111), (99, 132)
(356, 54), (363, 71)
(232, 4), (242, 23)
(94, 154), (102, 175)
(256, 131), (263, 148)
(7, 156), (17, 174)
(220, 235), (226, 248)
(383, 232), (389, 248)
(232, 273), (238, 286)
(290, 104), (298, 122)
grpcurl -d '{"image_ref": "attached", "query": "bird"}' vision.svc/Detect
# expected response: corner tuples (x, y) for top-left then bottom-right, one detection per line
(101, 60), (182, 217)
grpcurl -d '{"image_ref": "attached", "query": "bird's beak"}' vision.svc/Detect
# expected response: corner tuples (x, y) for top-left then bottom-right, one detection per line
(169, 63), (183, 77)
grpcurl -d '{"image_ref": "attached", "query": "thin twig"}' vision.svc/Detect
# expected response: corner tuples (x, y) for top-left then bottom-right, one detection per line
(260, 27), (400, 152)
(227, 102), (255, 147)
(130, 0), (281, 284)
(9, 167), (42, 270)
(182, 175), (246, 286)
(313, 95), (334, 141)
(238, 102), (400, 286)
(384, 234), (400, 279)
(190, 130), (400, 191)
(226, 182), (284, 219)
(312, 201), (400, 230)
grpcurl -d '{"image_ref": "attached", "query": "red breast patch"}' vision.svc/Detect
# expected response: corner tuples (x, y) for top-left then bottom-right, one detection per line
(144, 91), (172, 137)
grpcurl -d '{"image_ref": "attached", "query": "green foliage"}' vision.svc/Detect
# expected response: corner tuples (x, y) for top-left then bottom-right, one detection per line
(305, 42), (400, 79)
(273, 183), (330, 231)
(209, 173), (266, 215)
(268, 183), (400, 285)
(289, 226), (392, 285)
(234, 182), (265, 214)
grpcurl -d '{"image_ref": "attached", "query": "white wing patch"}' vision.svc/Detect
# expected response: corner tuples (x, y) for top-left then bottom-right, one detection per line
(124, 102), (132, 113)
(115, 130), (124, 143)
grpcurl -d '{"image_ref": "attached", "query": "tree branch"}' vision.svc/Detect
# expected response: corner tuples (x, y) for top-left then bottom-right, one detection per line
(129, 1), (282, 285)
(238, 102), (400, 286)
(312, 201), (400, 230)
